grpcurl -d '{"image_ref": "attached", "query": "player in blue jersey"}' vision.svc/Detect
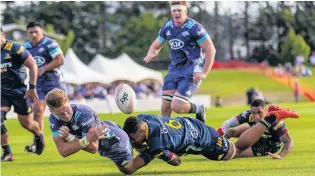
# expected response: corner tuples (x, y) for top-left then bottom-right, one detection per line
(1, 28), (44, 161)
(217, 99), (294, 159)
(143, 1), (216, 122)
(24, 21), (65, 153)
(123, 109), (299, 172)
(46, 89), (145, 175)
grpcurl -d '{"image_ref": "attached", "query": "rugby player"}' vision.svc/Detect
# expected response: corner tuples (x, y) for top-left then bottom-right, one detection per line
(46, 89), (145, 175)
(217, 99), (294, 159)
(123, 108), (298, 172)
(143, 1), (216, 122)
(1, 28), (43, 161)
(24, 21), (65, 153)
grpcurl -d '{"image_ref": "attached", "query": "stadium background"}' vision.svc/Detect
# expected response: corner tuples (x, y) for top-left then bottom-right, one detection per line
(1, 1), (315, 176)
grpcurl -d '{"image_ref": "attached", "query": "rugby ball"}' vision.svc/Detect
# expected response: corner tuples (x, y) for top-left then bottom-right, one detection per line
(114, 84), (137, 114)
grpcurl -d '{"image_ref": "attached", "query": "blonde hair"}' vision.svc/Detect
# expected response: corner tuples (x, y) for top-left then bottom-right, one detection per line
(170, 1), (187, 7)
(45, 88), (68, 108)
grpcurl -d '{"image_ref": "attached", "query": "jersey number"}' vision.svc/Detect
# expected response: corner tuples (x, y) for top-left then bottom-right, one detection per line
(164, 120), (182, 129)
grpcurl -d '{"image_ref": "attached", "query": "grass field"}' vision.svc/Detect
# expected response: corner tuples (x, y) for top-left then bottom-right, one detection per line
(162, 70), (293, 98)
(2, 102), (315, 176)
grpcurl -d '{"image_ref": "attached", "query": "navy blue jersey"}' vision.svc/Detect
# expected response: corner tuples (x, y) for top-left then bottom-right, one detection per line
(49, 104), (133, 168)
(24, 36), (63, 87)
(1, 40), (30, 96)
(236, 110), (288, 146)
(158, 18), (209, 74)
(137, 114), (218, 157)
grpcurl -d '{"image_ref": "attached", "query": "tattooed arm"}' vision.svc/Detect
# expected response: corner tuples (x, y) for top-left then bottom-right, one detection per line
(278, 132), (294, 158)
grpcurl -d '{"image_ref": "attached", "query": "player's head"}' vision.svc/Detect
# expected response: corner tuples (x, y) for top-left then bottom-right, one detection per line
(27, 21), (44, 44)
(250, 99), (266, 123)
(0, 28), (6, 47)
(123, 116), (147, 145)
(170, 1), (188, 25)
(45, 88), (73, 121)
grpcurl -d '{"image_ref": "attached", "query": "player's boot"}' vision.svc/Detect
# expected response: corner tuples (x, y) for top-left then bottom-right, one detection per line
(196, 105), (206, 123)
(267, 104), (282, 112)
(266, 109), (299, 122)
(35, 135), (45, 155)
(25, 137), (36, 154)
(1, 152), (14, 161)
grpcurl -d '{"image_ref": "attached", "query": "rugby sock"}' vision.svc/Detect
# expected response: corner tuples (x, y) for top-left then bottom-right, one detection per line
(35, 133), (45, 143)
(196, 105), (203, 114)
(2, 144), (12, 154)
(189, 103), (197, 113)
(259, 115), (276, 129)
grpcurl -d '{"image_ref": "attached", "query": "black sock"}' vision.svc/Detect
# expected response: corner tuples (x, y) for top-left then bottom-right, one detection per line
(35, 133), (44, 143)
(189, 103), (197, 113)
(260, 115), (276, 129)
(2, 145), (12, 154)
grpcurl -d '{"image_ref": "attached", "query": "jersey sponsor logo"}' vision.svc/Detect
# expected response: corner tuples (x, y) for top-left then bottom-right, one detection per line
(0, 62), (12, 72)
(49, 122), (55, 129)
(16, 46), (25, 55)
(166, 30), (171, 36)
(157, 118), (168, 134)
(182, 31), (189, 37)
(72, 125), (79, 130)
(168, 39), (184, 50)
(81, 118), (94, 126)
(5, 54), (12, 59)
(38, 47), (45, 53)
(34, 56), (46, 66)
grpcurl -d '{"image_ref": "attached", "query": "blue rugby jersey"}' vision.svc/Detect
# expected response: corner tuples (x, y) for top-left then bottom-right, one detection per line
(157, 18), (209, 74)
(24, 36), (63, 87)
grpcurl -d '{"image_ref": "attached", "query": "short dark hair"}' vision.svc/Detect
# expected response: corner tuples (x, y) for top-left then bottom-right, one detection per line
(123, 116), (142, 134)
(250, 99), (265, 108)
(27, 21), (42, 29)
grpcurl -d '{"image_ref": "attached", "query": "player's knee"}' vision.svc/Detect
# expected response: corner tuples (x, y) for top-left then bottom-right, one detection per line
(119, 166), (134, 175)
(20, 119), (32, 130)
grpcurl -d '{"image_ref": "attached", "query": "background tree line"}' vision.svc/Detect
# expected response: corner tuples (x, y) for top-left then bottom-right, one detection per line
(2, 1), (314, 67)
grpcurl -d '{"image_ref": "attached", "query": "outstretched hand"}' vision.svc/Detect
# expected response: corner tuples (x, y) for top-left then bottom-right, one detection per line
(268, 152), (282, 159)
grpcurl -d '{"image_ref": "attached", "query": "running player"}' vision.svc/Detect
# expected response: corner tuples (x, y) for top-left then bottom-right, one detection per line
(217, 99), (294, 159)
(24, 21), (65, 153)
(143, 1), (216, 122)
(1, 28), (44, 161)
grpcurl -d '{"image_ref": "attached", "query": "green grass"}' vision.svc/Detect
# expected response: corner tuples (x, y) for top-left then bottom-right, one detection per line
(162, 70), (292, 98)
(2, 102), (315, 176)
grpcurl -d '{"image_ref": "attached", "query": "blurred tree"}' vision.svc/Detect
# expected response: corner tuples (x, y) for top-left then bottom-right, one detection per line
(280, 28), (310, 64)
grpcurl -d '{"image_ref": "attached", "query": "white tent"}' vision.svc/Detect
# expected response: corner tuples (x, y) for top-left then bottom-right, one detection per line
(116, 53), (163, 82)
(61, 48), (111, 84)
(88, 53), (163, 83)
(89, 54), (138, 82)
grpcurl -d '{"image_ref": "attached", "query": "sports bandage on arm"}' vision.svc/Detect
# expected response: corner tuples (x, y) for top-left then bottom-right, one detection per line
(220, 116), (240, 134)
(79, 136), (90, 148)
(65, 133), (76, 142)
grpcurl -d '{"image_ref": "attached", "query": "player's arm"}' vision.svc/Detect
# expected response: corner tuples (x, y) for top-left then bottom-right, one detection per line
(217, 116), (240, 137)
(198, 35), (216, 76)
(53, 125), (106, 157)
(23, 54), (37, 87)
(119, 154), (149, 175)
(40, 41), (64, 74)
(144, 38), (165, 63)
(278, 132), (294, 158)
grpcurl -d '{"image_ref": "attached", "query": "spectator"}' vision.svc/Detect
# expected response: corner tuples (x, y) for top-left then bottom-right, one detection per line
(293, 79), (301, 103)
(274, 63), (284, 77)
(215, 96), (223, 107)
(309, 51), (315, 66)
(295, 55), (305, 65)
